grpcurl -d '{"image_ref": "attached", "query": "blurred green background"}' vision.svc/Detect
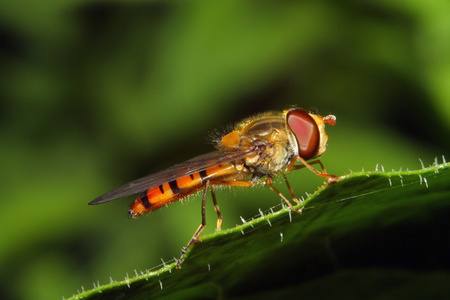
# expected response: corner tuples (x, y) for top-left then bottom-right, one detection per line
(1, 1), (449, 299)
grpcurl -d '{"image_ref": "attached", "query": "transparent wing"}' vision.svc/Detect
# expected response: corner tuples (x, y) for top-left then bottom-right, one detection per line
(89, 149), (256, 205)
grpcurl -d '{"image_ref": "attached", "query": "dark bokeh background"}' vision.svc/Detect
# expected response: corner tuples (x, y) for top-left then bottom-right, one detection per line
(1, 1), (449, 299)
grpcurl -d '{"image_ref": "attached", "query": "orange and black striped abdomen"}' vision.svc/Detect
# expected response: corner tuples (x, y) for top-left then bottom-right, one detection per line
(128, 163), (242, 218)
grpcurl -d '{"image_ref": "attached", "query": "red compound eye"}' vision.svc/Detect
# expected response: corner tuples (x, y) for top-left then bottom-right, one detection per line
(286, 108), (320, 160)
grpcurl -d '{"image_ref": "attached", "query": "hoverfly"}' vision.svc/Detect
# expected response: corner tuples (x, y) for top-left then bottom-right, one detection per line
(89, 107), (337, 268)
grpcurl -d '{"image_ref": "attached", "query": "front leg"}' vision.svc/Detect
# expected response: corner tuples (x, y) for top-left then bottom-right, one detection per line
(288, 156), (338, 184)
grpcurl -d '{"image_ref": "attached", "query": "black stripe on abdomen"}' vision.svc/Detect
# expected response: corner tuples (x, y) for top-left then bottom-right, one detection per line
(169, 180), (181, 194)
(199, 170), (208, 181)
(140, 192), (152, 208)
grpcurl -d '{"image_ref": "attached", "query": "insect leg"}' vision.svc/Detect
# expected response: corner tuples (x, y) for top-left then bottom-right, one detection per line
(176, 181), (210, 269)
(176, 179), (253, 268)
(208, 180), (253, 187)
(265, 177), (301, 214)
(207, 180), (253, 232)
(210, 186), (223, 232)
(289, 156), (338, 183)
(282, 173), (300, 204)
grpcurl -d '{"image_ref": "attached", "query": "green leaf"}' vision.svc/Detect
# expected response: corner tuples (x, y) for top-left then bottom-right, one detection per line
(68, 161), (450, 299)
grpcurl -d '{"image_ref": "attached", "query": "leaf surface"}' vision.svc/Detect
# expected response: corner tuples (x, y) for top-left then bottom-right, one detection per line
(69, 162), (450, 299)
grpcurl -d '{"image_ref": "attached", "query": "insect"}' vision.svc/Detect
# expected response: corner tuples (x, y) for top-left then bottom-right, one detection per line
(89, 107), (337, 268)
